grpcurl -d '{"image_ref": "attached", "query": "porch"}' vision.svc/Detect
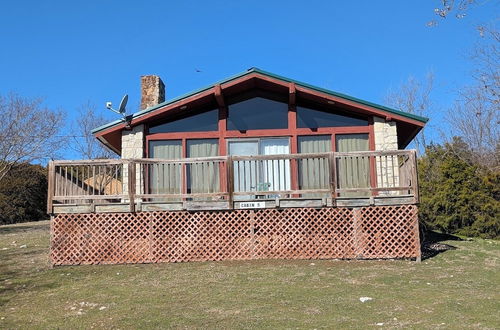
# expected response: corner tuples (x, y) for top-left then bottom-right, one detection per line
(47, 149), (418, 214)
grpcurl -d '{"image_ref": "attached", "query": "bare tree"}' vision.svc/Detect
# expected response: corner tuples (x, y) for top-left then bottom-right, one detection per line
(448, 26), (500, 170)
(71, 102), (115, 159)
(471, 25), (499, 106)
(384, 72), (435, 154)
(427, 0), (477, 26)
(0, 93), (64, 183)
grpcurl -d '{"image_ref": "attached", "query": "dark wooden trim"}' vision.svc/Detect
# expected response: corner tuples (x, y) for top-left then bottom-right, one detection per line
(147, 132), (220, 140)
(289, 82), (296, 107)
(214, 84), (225, 108)
(368, 118), (378, 194)
(181, 139), (187, 197)
(95, 71), (425, 156)
(288, 84), (298, 192)
(95, 71), (424, 138)
(135, 156), (228, 163)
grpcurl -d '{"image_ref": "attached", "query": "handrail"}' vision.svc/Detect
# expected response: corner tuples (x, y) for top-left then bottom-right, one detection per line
(47, 150), (418, 213)
(231, 152), (330, 161)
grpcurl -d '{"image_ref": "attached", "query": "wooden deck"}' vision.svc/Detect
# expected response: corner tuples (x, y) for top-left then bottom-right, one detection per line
(47, 150), (418, 214)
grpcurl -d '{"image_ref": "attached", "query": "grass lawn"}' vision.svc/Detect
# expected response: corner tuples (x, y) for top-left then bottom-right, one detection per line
(0, 220), (499, 329)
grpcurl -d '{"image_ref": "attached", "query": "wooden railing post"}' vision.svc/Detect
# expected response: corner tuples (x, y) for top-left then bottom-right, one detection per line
(227, 156), (234, 208)
(410, 150), (419, 203)
(329, 152), (337, 200)
(46, 161), (55, 214)
(369, 154), (378, 197)
(128, 160), (136, 212)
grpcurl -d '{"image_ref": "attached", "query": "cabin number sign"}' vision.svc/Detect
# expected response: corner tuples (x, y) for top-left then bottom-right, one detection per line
(239, 201), (266, 209)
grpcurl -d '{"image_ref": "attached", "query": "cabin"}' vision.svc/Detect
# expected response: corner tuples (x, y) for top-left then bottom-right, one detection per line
(48, 68), (427, 265)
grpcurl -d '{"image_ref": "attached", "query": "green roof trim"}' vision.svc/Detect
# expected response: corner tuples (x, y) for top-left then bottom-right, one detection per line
(92, 67), (429, 134)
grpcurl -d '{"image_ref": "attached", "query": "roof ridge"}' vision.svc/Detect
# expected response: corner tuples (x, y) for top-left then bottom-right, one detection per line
(92, 68), (428, 134)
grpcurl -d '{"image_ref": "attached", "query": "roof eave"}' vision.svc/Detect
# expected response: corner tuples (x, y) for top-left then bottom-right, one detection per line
(92, 67), (429, 136)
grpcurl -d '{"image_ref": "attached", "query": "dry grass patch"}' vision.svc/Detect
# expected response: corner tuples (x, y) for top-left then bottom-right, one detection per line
(1, 220), (499, 329)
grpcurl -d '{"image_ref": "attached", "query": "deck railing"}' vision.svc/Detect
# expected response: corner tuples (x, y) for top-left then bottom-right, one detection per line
(47, 150), (418, 213)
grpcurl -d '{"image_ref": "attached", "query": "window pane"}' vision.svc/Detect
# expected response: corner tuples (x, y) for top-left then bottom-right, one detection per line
(297, 106), (368, 128)
(298, 135), (331, 196)
(228, 140), (259, 156)
(298, 135), (331, 153)
(148, 140), (182, 195)
(227, 97), (288, 131)
(228, 140), (259, 197)
(335, 134), (370, 197)
(335, 134), (369, 152)
(187, 139), (219, 195)
(149, 140), (182, 159)
(259, 138), (290, 192)
(149, 108), (218, 133)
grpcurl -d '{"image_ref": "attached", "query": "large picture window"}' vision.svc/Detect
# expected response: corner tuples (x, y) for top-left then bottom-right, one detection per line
(227, 97), (288, 131)
(297, 105), (368, 128)
(149, 108), (218, 134)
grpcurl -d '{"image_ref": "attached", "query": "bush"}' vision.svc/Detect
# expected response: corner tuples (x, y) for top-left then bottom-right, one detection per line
(0, 163), (47, 225)
(418, 138), (499, 238)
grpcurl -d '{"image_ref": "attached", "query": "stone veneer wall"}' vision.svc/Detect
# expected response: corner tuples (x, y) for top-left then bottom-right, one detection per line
(373, 116), (398, 151)
(373, 117), (399, 192)
(121, 125), (144, 196)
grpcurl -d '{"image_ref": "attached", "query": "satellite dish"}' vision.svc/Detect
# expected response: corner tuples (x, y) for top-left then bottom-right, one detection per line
(105, 94), (128, 118)
(118, 94), (128, 114)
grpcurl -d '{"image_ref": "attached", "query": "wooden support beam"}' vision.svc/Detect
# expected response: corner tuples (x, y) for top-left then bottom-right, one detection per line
(288, 82), (298, 194)
(214, 84), (225, 108)
(289, 82), (296, 107)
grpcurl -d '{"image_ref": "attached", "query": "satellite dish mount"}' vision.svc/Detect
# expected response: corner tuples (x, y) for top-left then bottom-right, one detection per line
(106, 94), (129, 121)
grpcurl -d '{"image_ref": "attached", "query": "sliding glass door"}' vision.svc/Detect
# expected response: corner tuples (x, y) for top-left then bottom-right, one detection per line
(260, 138), (290, 193)
(228, 138), (290, 199)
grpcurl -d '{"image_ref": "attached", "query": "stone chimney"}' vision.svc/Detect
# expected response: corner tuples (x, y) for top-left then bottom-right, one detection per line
(140, 75), (165, 110)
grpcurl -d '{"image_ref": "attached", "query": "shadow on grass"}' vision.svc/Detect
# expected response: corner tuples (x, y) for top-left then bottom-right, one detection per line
(421, 230), (462, 260)
(0, 250), (57, 307)
(0, 276), (61, 307)
(0, 222), (49, 235)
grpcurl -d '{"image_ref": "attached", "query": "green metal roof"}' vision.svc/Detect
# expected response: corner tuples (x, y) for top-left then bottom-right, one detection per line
(92, 67), (429, 134)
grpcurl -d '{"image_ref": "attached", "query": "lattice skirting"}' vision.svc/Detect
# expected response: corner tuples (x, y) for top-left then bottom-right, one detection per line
(50, 205), (421, 265)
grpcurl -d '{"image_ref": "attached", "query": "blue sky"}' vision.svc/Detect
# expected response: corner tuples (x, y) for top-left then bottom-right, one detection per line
(0, 1), (497, 158)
